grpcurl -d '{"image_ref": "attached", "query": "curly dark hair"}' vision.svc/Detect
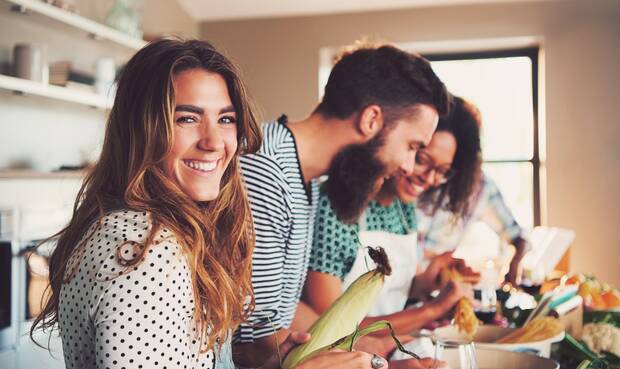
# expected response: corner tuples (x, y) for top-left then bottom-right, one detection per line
(314, 44), (451, 124)
(418, 96), (482, 218)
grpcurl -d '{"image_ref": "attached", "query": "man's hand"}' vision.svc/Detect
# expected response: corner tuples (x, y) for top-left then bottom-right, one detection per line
(259, 332), (310, 369)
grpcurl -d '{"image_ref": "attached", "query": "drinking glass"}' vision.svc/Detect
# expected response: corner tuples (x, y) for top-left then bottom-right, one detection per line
(432, 336), (478, 369)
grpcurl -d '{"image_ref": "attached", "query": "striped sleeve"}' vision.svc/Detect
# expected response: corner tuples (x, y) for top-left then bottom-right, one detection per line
(235, 153), (291, 342)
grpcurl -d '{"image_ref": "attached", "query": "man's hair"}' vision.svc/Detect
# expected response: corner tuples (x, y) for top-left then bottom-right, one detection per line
(314, 44), (450, 123)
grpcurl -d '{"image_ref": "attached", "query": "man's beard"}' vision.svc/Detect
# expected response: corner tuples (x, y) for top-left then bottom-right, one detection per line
(323, 135), (387, 224)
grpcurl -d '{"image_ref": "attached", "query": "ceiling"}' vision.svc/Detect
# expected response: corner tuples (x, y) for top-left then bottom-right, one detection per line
(178, 0), (544, 22)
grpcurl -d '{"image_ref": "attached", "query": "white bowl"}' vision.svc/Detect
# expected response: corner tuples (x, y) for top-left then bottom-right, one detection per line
(433, 325), (565, 358)
(391, 339), (559, 369)
(440, 347), (559, 369)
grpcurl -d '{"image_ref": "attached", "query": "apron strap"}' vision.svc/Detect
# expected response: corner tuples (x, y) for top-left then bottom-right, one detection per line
(396, 200), (412, 235)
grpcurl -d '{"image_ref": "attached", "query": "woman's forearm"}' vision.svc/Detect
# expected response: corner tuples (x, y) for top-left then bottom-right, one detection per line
(360, 301), (447, 335)
(506, 236), (529, 284)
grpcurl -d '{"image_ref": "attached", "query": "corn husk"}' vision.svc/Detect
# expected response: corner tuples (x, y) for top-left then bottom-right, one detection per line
(294, 320), (421, 366)
(282, 247), (393, 368)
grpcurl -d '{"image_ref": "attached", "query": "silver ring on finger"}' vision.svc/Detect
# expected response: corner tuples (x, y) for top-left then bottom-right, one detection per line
(370, 353), (384, 369)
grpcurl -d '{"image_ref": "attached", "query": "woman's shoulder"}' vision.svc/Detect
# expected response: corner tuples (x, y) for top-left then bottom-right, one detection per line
(76, 209), (185, 280)
(96, 209), (176, 242)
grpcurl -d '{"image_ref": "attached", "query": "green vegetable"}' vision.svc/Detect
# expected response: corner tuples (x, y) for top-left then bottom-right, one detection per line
(562, 333), (620, 368)
(565, 333), (600, 362)
(584, 310), (620, 328)
(282, 247), (397, 368)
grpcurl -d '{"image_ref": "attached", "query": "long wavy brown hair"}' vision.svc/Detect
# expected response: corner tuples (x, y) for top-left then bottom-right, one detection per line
(31, 38), (262, 351)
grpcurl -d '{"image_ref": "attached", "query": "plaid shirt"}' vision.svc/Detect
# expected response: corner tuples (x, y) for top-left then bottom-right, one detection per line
(416, 173), (524, 256)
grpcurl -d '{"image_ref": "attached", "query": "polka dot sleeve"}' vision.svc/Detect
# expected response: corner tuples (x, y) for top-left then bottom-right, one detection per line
(58, 210), (216, 369)
(308, 191), (360, 280)
(93, 242), (211, 369)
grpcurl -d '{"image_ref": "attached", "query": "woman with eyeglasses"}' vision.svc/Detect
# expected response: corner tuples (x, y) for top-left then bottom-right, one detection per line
(415, 99), (531, 286)
(297, 97), (481, 366)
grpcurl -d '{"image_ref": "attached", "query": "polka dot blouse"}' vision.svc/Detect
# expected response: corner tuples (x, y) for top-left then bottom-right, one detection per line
(58, 210), (220, 369)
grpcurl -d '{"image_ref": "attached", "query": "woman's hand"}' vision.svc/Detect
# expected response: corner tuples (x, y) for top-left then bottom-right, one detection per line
(433, 280), (474, 312)
(259, 331), (389, 369)
(411, 252), (480, 299)
(259, 331), (311, 369)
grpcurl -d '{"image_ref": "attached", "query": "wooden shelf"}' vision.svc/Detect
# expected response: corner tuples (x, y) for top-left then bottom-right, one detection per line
(4, 0), (146, 50)
(0, 169), (85, 179)
(0, 74), (113, 109)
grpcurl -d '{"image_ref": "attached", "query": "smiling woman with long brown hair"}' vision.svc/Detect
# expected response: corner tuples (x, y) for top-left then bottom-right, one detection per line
(30, 38), (387, 369)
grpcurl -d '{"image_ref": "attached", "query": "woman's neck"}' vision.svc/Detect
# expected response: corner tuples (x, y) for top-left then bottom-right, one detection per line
(374, 186), (396, 207)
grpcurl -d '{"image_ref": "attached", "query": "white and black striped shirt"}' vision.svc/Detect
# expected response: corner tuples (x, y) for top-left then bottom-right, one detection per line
(235, 116), (318, 342)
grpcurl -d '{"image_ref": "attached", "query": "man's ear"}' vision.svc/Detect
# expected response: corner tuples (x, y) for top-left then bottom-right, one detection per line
(357, 105), (384, 139)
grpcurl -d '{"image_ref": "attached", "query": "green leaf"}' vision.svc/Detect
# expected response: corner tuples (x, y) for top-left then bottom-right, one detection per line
(577, 360), (593, 369)
(565, 333), (600, 362)
(293, 320), (422, 367)
(328, 320), (421, 360)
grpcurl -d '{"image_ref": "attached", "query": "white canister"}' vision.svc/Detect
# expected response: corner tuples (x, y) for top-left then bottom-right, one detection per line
(94, 57), (116, 95)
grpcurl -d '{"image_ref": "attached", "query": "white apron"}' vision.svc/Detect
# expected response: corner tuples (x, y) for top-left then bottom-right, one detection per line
(341, 203), (418, 316)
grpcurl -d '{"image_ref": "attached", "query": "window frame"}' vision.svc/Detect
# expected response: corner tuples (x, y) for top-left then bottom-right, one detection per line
(423, 47), (542, 226)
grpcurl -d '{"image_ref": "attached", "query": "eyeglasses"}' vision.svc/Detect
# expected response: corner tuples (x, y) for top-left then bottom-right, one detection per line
(413, 150), (456, 185)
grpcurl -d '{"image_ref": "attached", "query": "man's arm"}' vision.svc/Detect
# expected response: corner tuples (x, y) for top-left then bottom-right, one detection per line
(233, 328), (291, 368)
(234, 154), (292, 368)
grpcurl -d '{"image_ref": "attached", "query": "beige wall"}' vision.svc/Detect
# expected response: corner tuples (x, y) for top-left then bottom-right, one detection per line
(201, 0), (620, 286)
(142, 0), (199, 39)
(70, 0), (199, 38)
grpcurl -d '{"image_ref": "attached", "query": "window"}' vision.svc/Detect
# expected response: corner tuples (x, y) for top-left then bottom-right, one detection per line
(424, 48), (541, 229)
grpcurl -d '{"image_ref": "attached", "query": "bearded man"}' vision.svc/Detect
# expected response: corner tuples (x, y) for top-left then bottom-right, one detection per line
(234, 43), (450, 369)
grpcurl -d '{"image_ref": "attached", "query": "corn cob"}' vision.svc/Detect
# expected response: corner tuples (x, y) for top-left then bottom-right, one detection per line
(282, 247), (392, 369)
(441, 267), (480, 339)
(454, 297), (479, 339)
